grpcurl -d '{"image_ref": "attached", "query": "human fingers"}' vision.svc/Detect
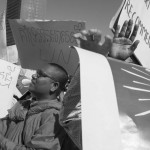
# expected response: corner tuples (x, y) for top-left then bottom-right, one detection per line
(74, 32), (82, 39)
(101, 35), (112, 52)
(129, 24), (139, 42)
(130, 40), (140, 52)
(81, 30), (92, 41)
(73, 33), (83, 47)
(74, 31), (88, 47)
(119, 20), (128, 37)
(114, 25), (120, 38)
(74, 31), (86, 40)
(125, 19), (133, 38)
(89, 29), (102, 44)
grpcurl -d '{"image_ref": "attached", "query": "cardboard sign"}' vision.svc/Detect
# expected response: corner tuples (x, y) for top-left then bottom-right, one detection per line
(0, 59), (20, 118)
(110, 0), (150, 69)
(9, 19), (85, 75)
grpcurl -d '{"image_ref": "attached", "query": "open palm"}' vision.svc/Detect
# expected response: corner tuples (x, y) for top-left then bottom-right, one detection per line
(109, 19), (139, 60)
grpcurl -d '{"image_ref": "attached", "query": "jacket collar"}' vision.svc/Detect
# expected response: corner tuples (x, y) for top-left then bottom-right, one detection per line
(7, 99), (61, 121)
(27, 99), (61, 116)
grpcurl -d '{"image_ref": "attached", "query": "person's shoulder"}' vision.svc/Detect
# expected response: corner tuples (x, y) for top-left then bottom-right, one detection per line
(42, 107), (59, 117)
(43, 108), (59, 116)
(7, 100), (30, 120)
(39, 109), (59, 124)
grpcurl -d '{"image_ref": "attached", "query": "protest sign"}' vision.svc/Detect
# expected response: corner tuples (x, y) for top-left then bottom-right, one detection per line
(7, 45), (19, 63)
(9, 19), (85, 75)
(109, 0), (126, 33)
(75, 46), (150, 149)
(0, 59), (20, 118)
(110, 0), (150, 69)
(108, 57), (150, 149)
(75, 47), (122, 150)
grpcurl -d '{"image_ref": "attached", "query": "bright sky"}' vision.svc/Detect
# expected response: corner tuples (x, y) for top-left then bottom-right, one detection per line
(0, 0), (123, 40)
(46, 0), (123, 38)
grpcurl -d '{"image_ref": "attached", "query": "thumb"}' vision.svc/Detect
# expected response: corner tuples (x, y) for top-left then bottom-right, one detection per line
(130, 40), (140, 52)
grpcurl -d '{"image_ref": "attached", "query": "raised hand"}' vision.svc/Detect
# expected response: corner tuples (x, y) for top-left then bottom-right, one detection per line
(109, 19), (140, 60)
(74, 29), (112, 55)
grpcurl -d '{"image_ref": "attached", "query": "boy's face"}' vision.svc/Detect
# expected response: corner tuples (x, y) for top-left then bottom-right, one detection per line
(29, 65), (58, 96)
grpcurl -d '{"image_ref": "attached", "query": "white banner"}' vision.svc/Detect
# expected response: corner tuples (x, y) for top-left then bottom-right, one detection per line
(75, 47), (122, 150)
(75, 46), (150, 149)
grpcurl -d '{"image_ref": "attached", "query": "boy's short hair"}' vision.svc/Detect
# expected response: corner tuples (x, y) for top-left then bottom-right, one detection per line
(49, 63), (69, 91)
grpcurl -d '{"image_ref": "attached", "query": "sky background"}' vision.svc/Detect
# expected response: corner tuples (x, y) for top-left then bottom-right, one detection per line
(0, 0), (124, 43)
(46, 0), (123, 39)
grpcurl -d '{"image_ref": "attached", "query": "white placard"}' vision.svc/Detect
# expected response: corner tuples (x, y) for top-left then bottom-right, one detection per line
(110, 0), (150, 69)
(0, 59), (20, 118)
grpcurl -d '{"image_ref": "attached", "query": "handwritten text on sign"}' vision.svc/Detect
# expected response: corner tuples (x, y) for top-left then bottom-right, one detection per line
(0, 65), (16, 88)
(0, 59), (20, 118)
(9, 20), (85, 75)
(110, 0), (150, 69)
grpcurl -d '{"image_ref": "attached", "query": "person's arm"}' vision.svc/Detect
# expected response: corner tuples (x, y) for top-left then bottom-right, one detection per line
(0, 100), (29, 138)
(74, 28), (112, 55)
(0, 110), (65, 150)
(74, 19), (140, 63)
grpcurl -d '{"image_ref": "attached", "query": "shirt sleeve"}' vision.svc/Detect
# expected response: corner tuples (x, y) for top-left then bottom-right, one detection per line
(0, 110), (66, 150)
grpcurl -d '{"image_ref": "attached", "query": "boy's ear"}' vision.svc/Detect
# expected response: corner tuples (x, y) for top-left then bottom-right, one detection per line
(50, 82), (60, 92)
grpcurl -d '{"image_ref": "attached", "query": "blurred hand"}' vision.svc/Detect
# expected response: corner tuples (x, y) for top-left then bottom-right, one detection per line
(109, 19), (140, 60)
(74, 29), (112, 55)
